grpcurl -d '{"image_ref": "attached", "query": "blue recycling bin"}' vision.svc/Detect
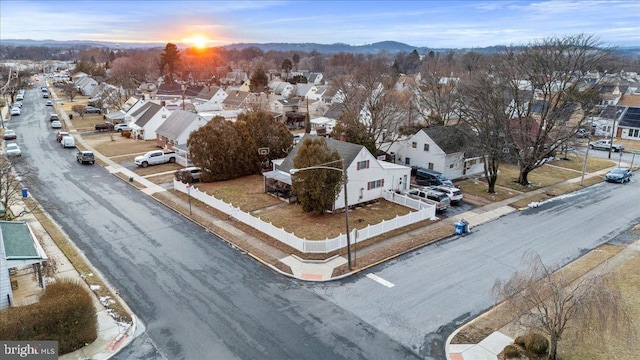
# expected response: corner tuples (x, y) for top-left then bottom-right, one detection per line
(21, 188), (28, 198)
(455, 219), (469, 235)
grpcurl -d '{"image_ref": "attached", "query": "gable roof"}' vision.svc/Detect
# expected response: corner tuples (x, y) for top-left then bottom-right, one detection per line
(196, 85), (222, 101)
(276, 136), (365, 174)
(156, 83), (183, 97)
(223, 90), (250, 107)
(323, 102), (346, 120)
(421, 124), (481, 155)
(133, 102), (162, 127)
(155, 110), (200, 139)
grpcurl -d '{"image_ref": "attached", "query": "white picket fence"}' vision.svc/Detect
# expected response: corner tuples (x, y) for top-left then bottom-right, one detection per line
(174, 180), (436, 253)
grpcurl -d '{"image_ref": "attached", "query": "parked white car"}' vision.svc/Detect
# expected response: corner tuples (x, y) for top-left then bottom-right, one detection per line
(10, 107), (21, 116)
(5, 143), (21, 156)
(51, 120), (62, 129)
(430, 185), (463, 203)
(114, 124), (131, 132)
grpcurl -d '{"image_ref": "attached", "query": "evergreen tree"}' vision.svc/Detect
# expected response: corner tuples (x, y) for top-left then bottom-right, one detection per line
(160, 43), (181, 83)
(249, 67), (269, 93)
(291, 137), (343, 214)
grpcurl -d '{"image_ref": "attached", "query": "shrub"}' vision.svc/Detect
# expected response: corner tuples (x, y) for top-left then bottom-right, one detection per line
(0, 279), (97, 355)
(503, 344), (520, 359)
(514, 335), (526, 347)
(524, 332), (549, 356)
(122, 130), (131, 138)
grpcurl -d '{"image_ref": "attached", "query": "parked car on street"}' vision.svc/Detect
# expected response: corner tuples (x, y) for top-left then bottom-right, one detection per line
(10, 107), (21, 116)
(49, 113), (59, 122)
(3, 129), (17, 140)
(76, 150), (95, 164)
(45, 100), (53, 106)
(605, 167), (632, 183)
(61, 136), (75, 148)
(5, 143), (21, 156)
(589, 139), (624, 152)
(42, 92), (49, 98)
(51, 120), (62, 129)
(56, 131), (69, 142)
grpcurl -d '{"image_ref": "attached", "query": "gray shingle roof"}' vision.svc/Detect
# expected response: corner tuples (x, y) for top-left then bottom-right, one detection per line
(276, 136), (364, 173)
(422, 124), (481, 156)
(155, 110), (199, 139)
(133, 102), (162, 127)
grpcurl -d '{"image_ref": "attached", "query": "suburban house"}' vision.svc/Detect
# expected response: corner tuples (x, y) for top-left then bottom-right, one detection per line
(155, 110), (209, 164)
(264, 137), (411, 210)
(615, 106), (640, 141)
(194, 85), (227, 104)
(269, 81), (295, 97)
(1, 221), (48, 310)
(75, 76), (100, 96)
(221, 70), (248, 86)
(222, 90), (252, 110)
(106, 95), (146, 123)
(387, 125), (486, 180)
(129, 102), (172, 140)
(307, 72), (324, 85)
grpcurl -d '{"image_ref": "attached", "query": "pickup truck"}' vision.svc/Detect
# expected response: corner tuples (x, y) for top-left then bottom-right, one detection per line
(95, 122), (115, 132)
(134, 150), (176, 167)
(588, 139), (624, 152)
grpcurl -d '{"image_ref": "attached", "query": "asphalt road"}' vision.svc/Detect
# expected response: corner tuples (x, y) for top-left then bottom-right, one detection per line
(10, 87), (419, 360)
(309, 176), (640, 359)
(7, 85), (640, 360)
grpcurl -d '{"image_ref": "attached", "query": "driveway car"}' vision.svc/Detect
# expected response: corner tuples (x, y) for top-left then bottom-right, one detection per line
(10, 107), (21, 116)
(5, 143), (21, 156)
(84, 106), (102, 114)
(176, 167), (202, 182)
(76, 150), (95, 164)
(406, 187), (451, 212)
(3, 129), (17, 140)
(51, 120), (62, 129)
(113, 123), (131, 132)
(605, 167), (632, 183)
(589, 139), (624, 152)
(430, 185), (463, 203)
(45, 100), (53, 106)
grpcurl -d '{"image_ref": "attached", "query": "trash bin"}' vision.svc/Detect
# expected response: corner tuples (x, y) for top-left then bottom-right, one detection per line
(69, 114), (73, 119)
(460, 219), (469, 234)
(21, 188), (28, 198)
(455, 219), (470, 235)
(129, 176), (134, 183)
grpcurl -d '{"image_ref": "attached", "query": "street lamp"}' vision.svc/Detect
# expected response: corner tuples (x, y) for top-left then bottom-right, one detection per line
(289, 159), (352, 270)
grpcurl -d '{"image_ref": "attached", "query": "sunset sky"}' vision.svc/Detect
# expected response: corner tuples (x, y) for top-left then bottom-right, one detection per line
(1, 0), (638, 48)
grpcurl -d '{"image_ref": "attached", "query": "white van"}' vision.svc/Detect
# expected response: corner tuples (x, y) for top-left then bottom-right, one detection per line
(61, 136), (75, 148)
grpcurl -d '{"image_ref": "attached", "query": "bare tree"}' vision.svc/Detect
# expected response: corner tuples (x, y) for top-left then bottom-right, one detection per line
(457, 70), (513, 193)
(61, 82), (80, 102)
(493, 253), (632, 360)
(415, 52), (460, 126)
(497, 34), (609, 185)
(71, 104), (86, 119)
(0, 156), (35, 220)
(331, 57), (407, 154)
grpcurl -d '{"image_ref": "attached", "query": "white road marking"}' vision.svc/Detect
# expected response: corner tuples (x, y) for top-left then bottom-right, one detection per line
(366, 273), (395, 288)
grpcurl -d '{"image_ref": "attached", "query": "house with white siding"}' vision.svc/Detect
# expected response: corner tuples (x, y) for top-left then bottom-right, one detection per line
(129, 102), (172, 140)
(1, 221), (48, 310)
(265, 137), (411, 210)
(387, 125), (486, 181)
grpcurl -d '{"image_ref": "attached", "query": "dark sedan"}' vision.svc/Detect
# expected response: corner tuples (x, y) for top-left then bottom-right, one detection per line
(605, 167), (632, 183)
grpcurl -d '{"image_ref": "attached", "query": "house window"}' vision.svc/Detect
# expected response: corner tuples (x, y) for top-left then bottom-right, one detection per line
(405, 157), (410, 166)
(449, 164), (454, 169)
(367, 179), (384, 190)
(424, 144), (429, 151)
(357, 160), (370, 170)
(412, 141), (417, 149)
(428, 162), (434, 170)
(630, 129), (639, 138)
